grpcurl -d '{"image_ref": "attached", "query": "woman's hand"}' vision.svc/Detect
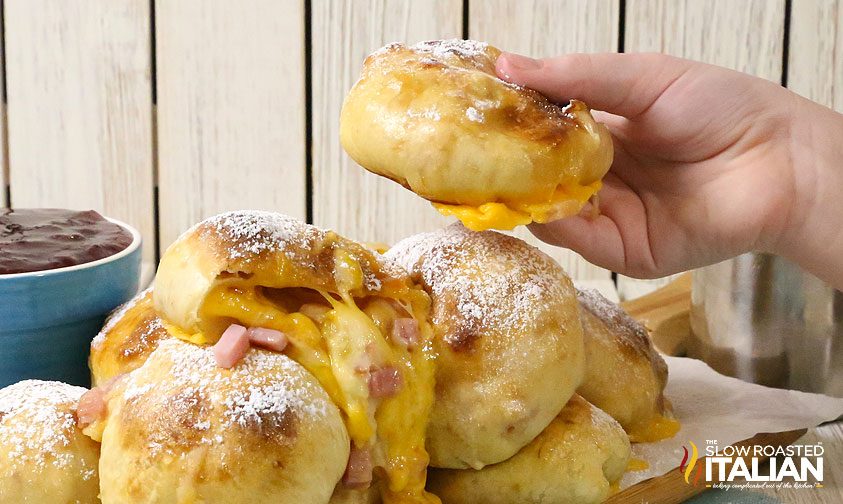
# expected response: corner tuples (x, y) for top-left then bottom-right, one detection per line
(497, 52), (843, 289)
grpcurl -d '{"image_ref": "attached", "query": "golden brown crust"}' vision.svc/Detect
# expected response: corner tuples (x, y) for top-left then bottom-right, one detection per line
(364, 42), (586, 147)
(340, 39), (613, 212)
(154, 210), (416, 336)
(98, 339), (349, 503)
(0, 380), (100, 503)
(575, 288), (672, 438)
(153, 211), (439, 504)
(427, 395), (630, 504)
(578, 288), (668, 384)
(387, 225), (585, 469)
(90, 288), (171, 385)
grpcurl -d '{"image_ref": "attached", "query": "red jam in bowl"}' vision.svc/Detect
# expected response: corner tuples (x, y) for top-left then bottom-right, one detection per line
(0, 209), (134, 275)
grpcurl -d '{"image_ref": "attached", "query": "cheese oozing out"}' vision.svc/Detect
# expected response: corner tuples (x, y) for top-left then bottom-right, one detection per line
(627, 414), (681, 443)
(433, 180), (602, 231)
(183, 249), (439, 504)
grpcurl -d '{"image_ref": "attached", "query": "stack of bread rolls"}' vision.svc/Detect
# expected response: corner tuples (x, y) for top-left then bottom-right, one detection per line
(0, 40), (676, 503)
(0, 213), (674, 504)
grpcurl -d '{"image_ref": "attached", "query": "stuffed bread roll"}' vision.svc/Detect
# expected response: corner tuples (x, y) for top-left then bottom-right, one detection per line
(85, 339), (348, 503)
(576, 289), (678, 442)
(0, 380), (100, 503)
(427, 395), (630, 504)
(153, 211), (439, 504)
(386, 224), (584, 470)
(89, 288), (171, 386)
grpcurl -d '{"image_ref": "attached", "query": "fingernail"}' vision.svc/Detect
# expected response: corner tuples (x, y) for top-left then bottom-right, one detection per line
(499, 52), (542, 71)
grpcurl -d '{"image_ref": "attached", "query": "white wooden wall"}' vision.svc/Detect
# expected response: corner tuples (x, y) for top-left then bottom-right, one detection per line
(1, 0), (839, 299)
(0, 9), (6, 210)
(156, 0), (307, 248)
(5, 0), (155, 261)
(617, 0), (786, 298)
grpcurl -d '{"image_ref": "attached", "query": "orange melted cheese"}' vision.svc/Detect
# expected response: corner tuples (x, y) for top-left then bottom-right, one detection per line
(192, 250), (439, 504)
(433, 180), (602, 231)
(627, 415), (681, 443)
(609, 481), (620, 495)
(625, 458), (650, 472)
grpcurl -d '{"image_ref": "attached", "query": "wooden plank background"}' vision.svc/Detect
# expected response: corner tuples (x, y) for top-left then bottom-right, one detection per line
(4, 0), (155, 261)
(0, 0), (6, 209)
(618, 0), (786, 299)
(0, 0), (837, 299)
(789, 0), (843, 112)
(155, 0), (307, 249)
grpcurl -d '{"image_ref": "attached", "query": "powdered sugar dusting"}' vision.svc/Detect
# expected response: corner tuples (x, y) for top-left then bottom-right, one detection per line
(178, 211), (386, 293)
(193, 210), (325, 262)
(121, 339), (329, 456)
(120, 317), (165, 358)
(0, 380), (92, 475)
(386, 224), (570, 340)
(375, 251), (411, 280)
(367, 39), (491, 64)
(577, 288), (652, 354)
(465, 106), (484, 122)
(585, 396), (624, 433)
(577, 288), (668, 385)
(408, 107), (442, 121)
(411, 39), (490, 61)
(366, 41), (402, 61)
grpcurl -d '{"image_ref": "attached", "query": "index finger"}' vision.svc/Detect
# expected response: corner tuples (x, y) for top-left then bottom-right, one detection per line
(495, 52), (693, 119)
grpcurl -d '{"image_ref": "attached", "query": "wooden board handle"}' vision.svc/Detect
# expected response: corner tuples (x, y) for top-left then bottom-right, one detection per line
(608, 429), (807, 503)
(621, 273), (692, 357)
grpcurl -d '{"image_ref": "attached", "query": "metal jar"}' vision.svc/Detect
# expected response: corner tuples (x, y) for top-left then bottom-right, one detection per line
(689, 253), (843, 397)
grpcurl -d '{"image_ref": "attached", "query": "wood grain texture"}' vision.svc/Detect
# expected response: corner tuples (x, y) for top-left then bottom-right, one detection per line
(469, 0), (619, 58)
(625, 0), (785, 79)
(470, 0), (619, 280)
(0, 0), (6, 209)
(760, 8), (843, 500)
(622, 272), (691, 355)
(155, 0), (306, 252)
(609, 429), (808, 503)
(311, 0), (461, 246)
(789, 0), (843, 112)
(618, 0), (786, 298)
(766, 423), (843, 503)
(4, 0), (155, 260)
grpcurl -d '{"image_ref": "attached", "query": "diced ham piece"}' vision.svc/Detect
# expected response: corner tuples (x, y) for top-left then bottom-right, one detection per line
(213, 324), (250, 369)
(76, 387), (107, 428)
(391, 318), (420, 350)
(368, 366), (403, 398)
(98, 373), (125, 394)
(75, 373), (128, 429)
(342, 446), (373, 489)
(247, 327), (288, 352)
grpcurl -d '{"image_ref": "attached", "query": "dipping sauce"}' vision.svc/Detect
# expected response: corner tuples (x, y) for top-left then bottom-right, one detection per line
(0, 209), (133, 274)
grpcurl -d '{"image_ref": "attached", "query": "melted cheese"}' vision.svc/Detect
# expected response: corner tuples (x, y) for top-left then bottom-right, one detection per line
(432, 180), (602, 231)
(190, 251), (439, 504)
(608, 481), (620, 495)
(627, 414), (681, 443)
(625, 458), (650, 472)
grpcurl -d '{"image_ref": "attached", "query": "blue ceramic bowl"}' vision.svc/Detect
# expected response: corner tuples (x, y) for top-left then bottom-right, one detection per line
(0, 218), (141, 387)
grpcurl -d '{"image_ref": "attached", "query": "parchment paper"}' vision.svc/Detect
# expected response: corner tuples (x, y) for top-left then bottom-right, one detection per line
(620, 356), (843, 489)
